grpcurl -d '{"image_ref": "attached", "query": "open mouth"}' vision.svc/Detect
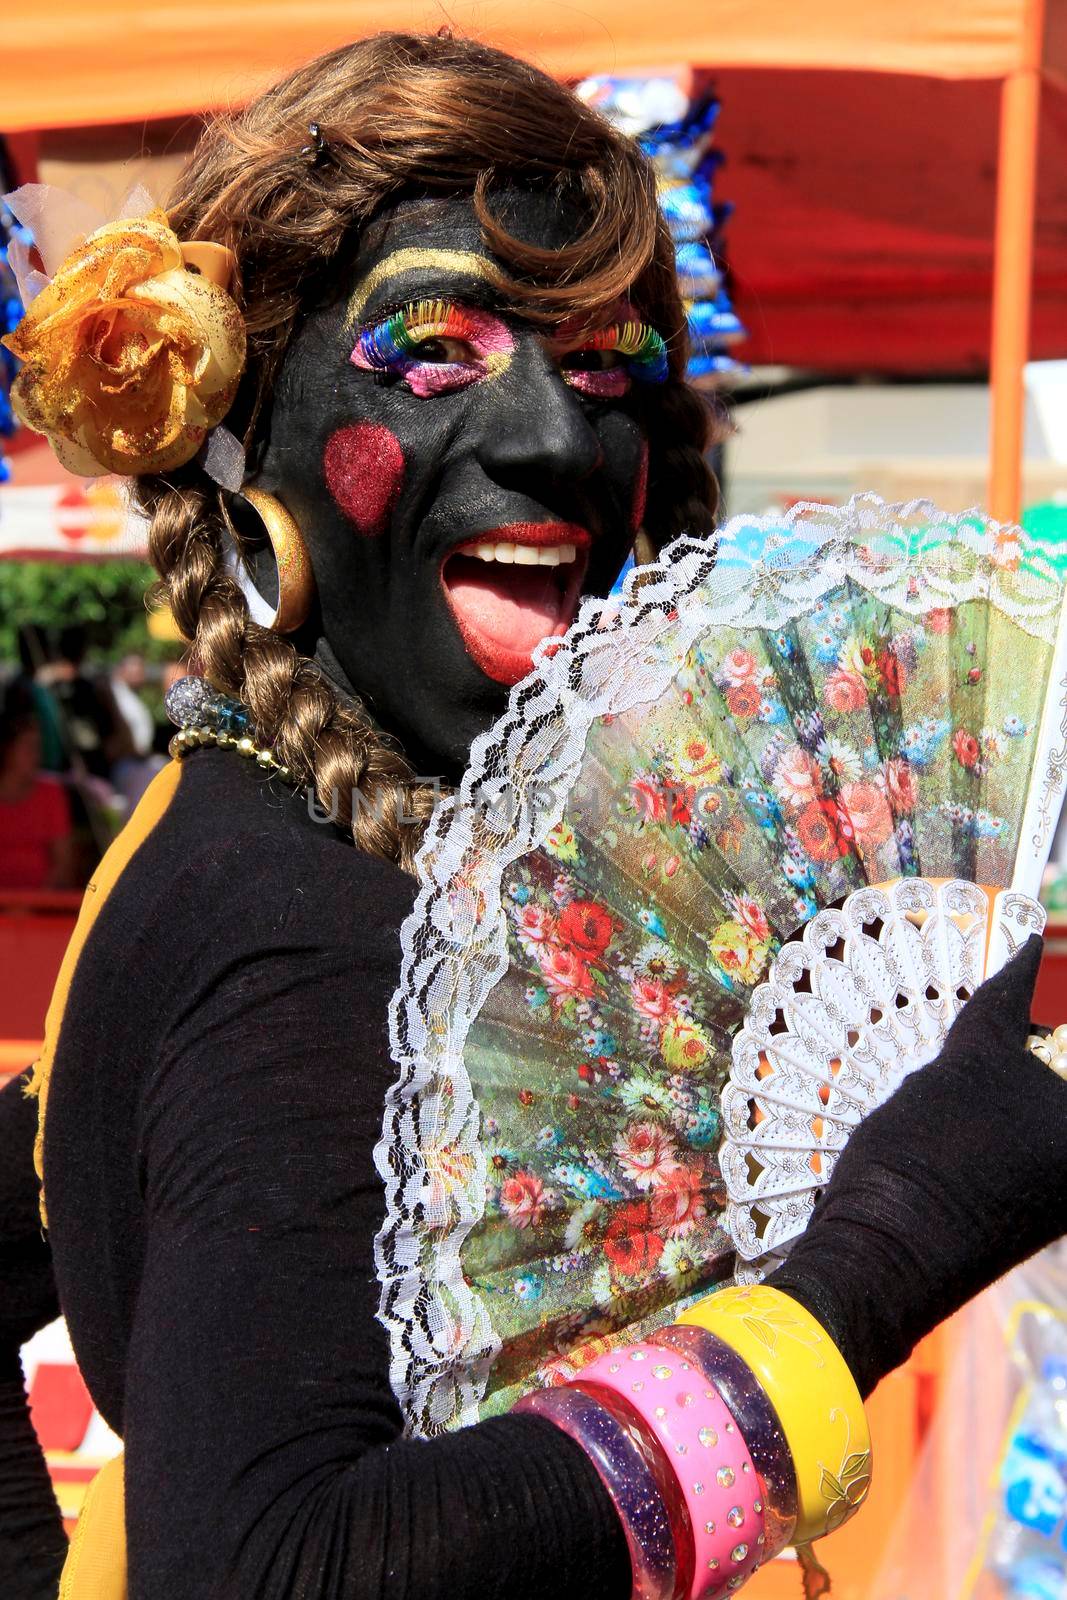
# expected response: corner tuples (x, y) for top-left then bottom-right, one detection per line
(441, 522), (591, 687)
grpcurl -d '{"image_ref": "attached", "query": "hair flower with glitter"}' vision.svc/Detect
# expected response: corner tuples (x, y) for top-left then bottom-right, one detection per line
(1, 190), (245, 478)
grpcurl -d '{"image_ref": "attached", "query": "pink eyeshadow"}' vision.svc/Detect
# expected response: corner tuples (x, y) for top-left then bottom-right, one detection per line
(566, 368), (631, 399)
(405, 364), (480, 398)
(459, 306), (514, 355)
(323, 422), (406, 538)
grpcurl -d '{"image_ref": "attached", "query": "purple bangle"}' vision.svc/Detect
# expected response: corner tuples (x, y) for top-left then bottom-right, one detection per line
(650, 1324), (798, 1559)
(515, 1382), (683, 1600)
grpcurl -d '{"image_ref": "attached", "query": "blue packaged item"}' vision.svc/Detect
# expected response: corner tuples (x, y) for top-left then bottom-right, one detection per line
(643, 115), (723, 181)
(574, 75), (691, 136)
(639, 96), (719, 162)
(687, 292), (746, 349)
(658, 176), (715, 243)
(988, 1355), (1067, 1598)
(675, 242), (722, 300)
(686, 351), (745, 388)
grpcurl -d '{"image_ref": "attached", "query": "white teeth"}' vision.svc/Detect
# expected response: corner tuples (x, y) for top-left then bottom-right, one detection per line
(465, 541), (579, 565)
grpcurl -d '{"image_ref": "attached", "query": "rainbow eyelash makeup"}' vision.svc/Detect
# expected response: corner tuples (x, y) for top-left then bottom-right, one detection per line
(355, 299), (483, 370)
(351, 299), (514, 397)
(584, 321), (669, 383)
(560, 320), (669, 400)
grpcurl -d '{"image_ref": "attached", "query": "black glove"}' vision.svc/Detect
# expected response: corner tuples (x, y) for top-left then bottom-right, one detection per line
(766, 934), (1066, 1397)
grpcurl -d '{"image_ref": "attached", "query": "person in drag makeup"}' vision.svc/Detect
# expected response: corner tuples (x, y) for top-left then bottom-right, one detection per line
(1, 31), (1064, 1600)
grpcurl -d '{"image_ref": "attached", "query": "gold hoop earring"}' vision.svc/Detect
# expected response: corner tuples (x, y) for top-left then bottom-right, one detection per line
(633, 529), (657, 567)
(235, 488), (315, 634)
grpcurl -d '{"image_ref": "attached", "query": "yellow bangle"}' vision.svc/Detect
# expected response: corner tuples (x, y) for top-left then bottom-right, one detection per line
(677, 1285), (871, 1543)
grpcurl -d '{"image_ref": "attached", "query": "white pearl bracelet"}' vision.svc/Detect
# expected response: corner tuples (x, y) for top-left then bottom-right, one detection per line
(1026, 1025), (1067, 1080)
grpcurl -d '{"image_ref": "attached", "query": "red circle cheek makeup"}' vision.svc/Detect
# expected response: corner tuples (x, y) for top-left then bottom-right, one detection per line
(323, 422), (406, 537)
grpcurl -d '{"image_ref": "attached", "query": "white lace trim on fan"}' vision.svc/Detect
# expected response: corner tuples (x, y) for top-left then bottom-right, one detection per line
(373, 494), (1064, 1438)
(721, 877), (1046, 1284)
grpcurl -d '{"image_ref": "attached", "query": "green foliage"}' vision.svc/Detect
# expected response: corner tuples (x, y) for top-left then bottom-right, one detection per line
(0, 559), (169, 665)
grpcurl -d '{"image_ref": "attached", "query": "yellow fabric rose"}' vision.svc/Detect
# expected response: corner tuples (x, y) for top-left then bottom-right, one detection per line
(2, 210), (245, 477)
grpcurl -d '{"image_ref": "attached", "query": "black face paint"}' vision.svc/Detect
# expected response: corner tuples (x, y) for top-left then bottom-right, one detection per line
(255, 192), (653, 779)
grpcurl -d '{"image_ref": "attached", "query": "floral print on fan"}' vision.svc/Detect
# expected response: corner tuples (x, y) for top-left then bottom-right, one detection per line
(464, 854), (742, 1409)
(456, 579), (1050, 1418)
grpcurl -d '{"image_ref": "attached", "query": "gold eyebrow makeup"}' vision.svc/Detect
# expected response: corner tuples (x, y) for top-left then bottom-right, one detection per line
(344, 248), (512, 330)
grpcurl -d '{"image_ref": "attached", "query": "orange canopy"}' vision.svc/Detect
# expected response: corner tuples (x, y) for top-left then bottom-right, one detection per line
(4, 0), (1063, 132)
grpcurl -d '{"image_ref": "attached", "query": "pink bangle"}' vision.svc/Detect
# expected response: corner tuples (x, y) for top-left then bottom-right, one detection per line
(514, 1381), (683, 1600)
(579, 1341), (766, 1600)
(649, 1325), (797, 1560)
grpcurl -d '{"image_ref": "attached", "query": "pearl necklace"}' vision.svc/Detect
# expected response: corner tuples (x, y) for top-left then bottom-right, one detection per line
(165, 675), (299, 788)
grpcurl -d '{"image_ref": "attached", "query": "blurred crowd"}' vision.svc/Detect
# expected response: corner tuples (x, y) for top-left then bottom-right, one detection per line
(0, 625), (183, 892)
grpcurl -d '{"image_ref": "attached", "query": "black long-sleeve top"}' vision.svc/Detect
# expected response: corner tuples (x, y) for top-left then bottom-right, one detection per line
(0, 748), (631, 1599)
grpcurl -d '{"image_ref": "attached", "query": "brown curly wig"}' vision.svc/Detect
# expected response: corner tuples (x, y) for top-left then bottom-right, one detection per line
(139, 31), (718, 870)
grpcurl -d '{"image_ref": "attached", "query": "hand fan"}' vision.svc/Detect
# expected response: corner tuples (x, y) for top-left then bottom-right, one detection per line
(375, 495), (1067, 1438)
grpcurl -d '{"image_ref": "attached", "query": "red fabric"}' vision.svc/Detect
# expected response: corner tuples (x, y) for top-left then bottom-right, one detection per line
(0, 777), (71, 890)
(716, 68), (1067, 373)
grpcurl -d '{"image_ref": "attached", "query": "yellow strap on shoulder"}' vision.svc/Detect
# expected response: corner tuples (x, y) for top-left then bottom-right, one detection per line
(59, 1451), (127, 1600)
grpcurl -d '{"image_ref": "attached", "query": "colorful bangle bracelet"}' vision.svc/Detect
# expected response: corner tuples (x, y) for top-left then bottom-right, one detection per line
(578, 1341), (766, 1600)
(514, 1381), (681, 1600)
(649, 1324), (797, 1560)
(677, 1286), (871, 1544)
